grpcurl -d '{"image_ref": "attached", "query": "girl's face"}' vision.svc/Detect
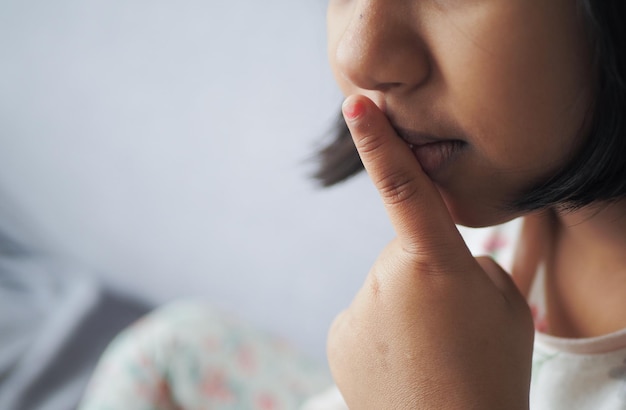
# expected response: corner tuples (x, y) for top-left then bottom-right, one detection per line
(328, 0), (595, 227)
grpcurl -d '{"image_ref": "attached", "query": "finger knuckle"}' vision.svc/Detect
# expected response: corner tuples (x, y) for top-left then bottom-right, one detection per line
(354, 130), (385, 157)
(376, 170), (419, 207)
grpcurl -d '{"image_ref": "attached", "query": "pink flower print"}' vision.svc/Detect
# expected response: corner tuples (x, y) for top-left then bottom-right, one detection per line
(201, 370), (235, 403)
(237, 344), (258, 374)
(529, 304), (549, 333)
(535, 318), (549, 333)
(482, 231), (508, 256)
(530, 304), (538, 319)
(255, 392), (279, 410)
(203, 336), (221, 352)
(131, 354), (171, 403)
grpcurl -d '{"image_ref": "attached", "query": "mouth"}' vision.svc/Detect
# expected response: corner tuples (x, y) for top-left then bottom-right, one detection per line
(393, 126), (466, 177)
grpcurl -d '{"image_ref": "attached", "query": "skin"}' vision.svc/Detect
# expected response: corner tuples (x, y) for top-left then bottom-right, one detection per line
(330, 96), (535, 408)
(326, 0), (626, 407)
(327, 0), (595, 227)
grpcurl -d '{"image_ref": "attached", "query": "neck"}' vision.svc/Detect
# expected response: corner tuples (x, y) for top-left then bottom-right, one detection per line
(545, 199), (626, 338)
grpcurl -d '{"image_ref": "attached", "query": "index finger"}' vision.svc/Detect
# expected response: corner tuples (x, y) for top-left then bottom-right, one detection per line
(342, 94), (469, 262)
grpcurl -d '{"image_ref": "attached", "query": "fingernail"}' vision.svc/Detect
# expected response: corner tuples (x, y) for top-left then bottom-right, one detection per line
(342, 97), (365, 121)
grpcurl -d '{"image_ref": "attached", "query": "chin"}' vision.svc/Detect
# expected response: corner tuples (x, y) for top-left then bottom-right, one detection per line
(442, 194), (521, 229)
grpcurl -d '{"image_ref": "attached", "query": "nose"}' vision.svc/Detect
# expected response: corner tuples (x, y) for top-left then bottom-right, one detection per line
(332, 2), (430, 94)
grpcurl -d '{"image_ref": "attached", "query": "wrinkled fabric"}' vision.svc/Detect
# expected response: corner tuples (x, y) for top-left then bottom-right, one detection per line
(0, 255), (150, 410)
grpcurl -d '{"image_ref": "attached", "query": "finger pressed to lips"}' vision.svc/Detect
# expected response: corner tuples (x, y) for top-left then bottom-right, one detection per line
(342, 94), (469, 262)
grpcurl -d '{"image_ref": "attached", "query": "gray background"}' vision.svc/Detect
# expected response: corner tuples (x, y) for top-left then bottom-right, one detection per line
(0, 0), (397, 360)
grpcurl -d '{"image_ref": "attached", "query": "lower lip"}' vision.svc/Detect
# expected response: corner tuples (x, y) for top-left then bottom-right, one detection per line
(409, 141), (464, 176)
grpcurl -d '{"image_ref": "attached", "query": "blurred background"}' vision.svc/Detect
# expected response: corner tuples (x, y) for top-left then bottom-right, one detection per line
(0, 0), (396, 362)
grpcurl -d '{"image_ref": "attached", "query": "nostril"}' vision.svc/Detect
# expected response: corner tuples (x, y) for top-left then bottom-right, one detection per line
(377, 82), (403, 93)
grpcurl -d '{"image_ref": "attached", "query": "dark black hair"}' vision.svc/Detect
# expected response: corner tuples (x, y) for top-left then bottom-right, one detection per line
(313, 0), (626, 212)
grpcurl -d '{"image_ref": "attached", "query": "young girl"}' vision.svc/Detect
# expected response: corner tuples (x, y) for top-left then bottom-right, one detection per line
(80, 0), (626, 408)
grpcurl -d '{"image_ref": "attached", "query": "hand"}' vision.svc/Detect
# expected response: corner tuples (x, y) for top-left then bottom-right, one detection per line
(327, 95), (535, 409)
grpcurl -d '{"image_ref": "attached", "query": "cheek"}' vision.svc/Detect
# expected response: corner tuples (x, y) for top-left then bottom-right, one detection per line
(434, 2), (592, 172)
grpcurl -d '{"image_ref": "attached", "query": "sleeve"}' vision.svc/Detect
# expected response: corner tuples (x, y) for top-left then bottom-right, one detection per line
(79, 301), (332, 410)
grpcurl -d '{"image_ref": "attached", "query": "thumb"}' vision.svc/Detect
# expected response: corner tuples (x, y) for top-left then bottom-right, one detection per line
(475, 256), (533, 316)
